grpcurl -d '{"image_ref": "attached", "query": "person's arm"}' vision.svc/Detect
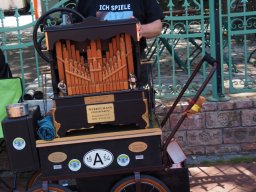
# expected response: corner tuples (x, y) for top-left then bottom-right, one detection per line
(138, 19), (162, 39)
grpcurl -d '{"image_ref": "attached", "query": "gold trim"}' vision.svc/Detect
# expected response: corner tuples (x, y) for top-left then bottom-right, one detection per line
(36, 128), (162, 147)
(45, 32), (49, 51)
(51, 107), (60, 138)
(142, 99), (149, 128)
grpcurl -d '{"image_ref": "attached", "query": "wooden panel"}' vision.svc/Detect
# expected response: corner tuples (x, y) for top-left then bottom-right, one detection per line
(36, 128), (162, 147)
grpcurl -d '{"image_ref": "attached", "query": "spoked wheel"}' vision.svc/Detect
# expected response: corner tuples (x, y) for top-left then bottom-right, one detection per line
(26, 171), (43, 190)
(33, 7), (85, 63)
(111, 174), (170, 192)
(27, 183), (73, 192)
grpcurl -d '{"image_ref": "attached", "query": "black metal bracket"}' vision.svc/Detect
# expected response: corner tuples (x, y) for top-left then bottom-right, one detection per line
(134, 171), (141, 192)
(11, 172), (17, 192)
(42, 180), (49, 192)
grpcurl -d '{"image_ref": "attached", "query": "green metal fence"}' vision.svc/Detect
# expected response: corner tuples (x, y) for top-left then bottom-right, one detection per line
(152, 0), (209, 99)
(0, 0), (255, 100)
(223, 0), (256, 94)
(0, 0), (76, 91)
(152, 0), (256, 100)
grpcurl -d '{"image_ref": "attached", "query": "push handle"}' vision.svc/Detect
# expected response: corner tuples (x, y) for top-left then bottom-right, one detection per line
(203, 53), (217, 66)
(161, 55), (217, 167)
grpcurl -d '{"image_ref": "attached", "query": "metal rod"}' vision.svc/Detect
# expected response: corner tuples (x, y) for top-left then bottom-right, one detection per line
(214, 1), (225, 98)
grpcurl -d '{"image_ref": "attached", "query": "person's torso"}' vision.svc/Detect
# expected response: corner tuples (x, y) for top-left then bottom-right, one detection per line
(78, 0), (146, 23)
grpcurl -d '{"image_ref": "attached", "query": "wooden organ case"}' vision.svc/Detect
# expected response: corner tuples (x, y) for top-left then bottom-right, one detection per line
(44, 17), (150, 137)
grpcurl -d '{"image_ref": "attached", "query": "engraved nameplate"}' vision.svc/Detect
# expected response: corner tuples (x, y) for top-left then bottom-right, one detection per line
(86, 103), (115, 123)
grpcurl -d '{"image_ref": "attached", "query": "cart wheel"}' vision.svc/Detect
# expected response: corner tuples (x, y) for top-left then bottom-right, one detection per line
(27, 183), (73, 192)
(111, 174), (170, 192)
(26, 171), (43, 190)
(32, 7), (85, 63)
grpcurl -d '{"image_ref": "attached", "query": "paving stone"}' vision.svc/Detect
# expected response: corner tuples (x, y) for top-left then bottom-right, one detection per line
(205, 111), (241, 128)
(187, 129), (222, 146)
(241, 109), (256, 126)
(217, 100), (236, 110)
(183, 146), (205, 155)
(235, 99), (254, 109)
(223, 128), (256, 144)
(201, 102), (218, 112)
(241, 143), (256, 151)
(169, 113), (205, 130)
(206, 144), (241, 154)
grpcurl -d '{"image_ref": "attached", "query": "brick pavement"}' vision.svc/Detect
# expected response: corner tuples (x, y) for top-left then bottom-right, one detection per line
(189, 162), (256, 192)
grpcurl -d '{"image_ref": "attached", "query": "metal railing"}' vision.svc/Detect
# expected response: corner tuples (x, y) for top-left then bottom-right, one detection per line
(152, 0), (256, 100)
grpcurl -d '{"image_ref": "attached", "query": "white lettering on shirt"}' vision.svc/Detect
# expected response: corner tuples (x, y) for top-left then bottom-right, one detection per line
(110, 4), (131, 11)
(99, 5), (110, 11)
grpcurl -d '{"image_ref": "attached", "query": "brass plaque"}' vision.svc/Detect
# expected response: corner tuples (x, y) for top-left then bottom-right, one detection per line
(129, 142), (148, 153)
(84, 95), (114, 105)
(86, 103), (115, 123)
(48, 152), (67, 163)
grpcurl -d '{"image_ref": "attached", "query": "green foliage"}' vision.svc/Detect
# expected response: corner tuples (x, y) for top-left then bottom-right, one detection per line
(198, 156), (256, 166)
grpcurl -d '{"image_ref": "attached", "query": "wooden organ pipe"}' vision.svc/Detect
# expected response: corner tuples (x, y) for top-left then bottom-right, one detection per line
(54, 33), (135, 96)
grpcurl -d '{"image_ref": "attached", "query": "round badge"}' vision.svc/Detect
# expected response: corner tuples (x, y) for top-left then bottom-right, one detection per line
(117, 154), (130, 167)
(83, 149), (114, 169)
(68, 159), (81, 172)
(12, 137), (26, 150)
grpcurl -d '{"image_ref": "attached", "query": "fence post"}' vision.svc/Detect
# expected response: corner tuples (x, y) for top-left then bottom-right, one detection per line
(208, 0), (230, 102)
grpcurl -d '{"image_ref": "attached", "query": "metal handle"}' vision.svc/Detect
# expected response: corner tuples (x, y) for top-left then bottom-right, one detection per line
(161, 54), (217, 166)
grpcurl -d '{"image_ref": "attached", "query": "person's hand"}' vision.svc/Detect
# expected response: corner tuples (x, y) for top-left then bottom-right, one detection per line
(136, 21), (143, 40)
(130, 16), (143, 40)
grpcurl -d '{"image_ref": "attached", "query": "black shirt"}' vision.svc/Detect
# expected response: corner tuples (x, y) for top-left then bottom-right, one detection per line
(75, 0), (164, 52)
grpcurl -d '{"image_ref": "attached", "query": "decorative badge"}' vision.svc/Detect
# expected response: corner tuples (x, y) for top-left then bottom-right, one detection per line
(117, 154), (130, 167)
(68, 159), (81, 172)
(83, 149), (113, 169)
(48, 152), (67, 163)
(12, 137), (26, 150)
(128, 142), (148, 153)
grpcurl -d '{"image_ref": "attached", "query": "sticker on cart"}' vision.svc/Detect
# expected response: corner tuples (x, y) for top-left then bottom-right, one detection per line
(128, 142), (148, 153)
(135, 155), (144, 160)
(83, 149), (113, 169)
(12, 137), (26, 150)
(68, 159), (81, 172)
(48, 152), (67, 163)
(53, 165), (62, 170)
(117, 154), (130, 167)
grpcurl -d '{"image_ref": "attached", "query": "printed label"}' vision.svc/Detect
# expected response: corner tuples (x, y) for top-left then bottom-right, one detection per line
(83, 149), (113, 169)
(135, 155), (144, 160)
(68, 159), (81, 172)
(53, 165), (62, 170)
(12, 137), (26, 150)
(117, 154), (130, 167)
(86, 103), (115, 123)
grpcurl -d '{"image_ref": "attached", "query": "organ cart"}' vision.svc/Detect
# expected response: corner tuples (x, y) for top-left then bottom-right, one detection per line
(1, 8), (217, 192)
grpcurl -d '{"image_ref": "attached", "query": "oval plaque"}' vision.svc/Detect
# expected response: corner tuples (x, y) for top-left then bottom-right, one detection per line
(83, 149), (113, 169)
(129, 142), (148, 153)
(48, 152), (67, 163)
